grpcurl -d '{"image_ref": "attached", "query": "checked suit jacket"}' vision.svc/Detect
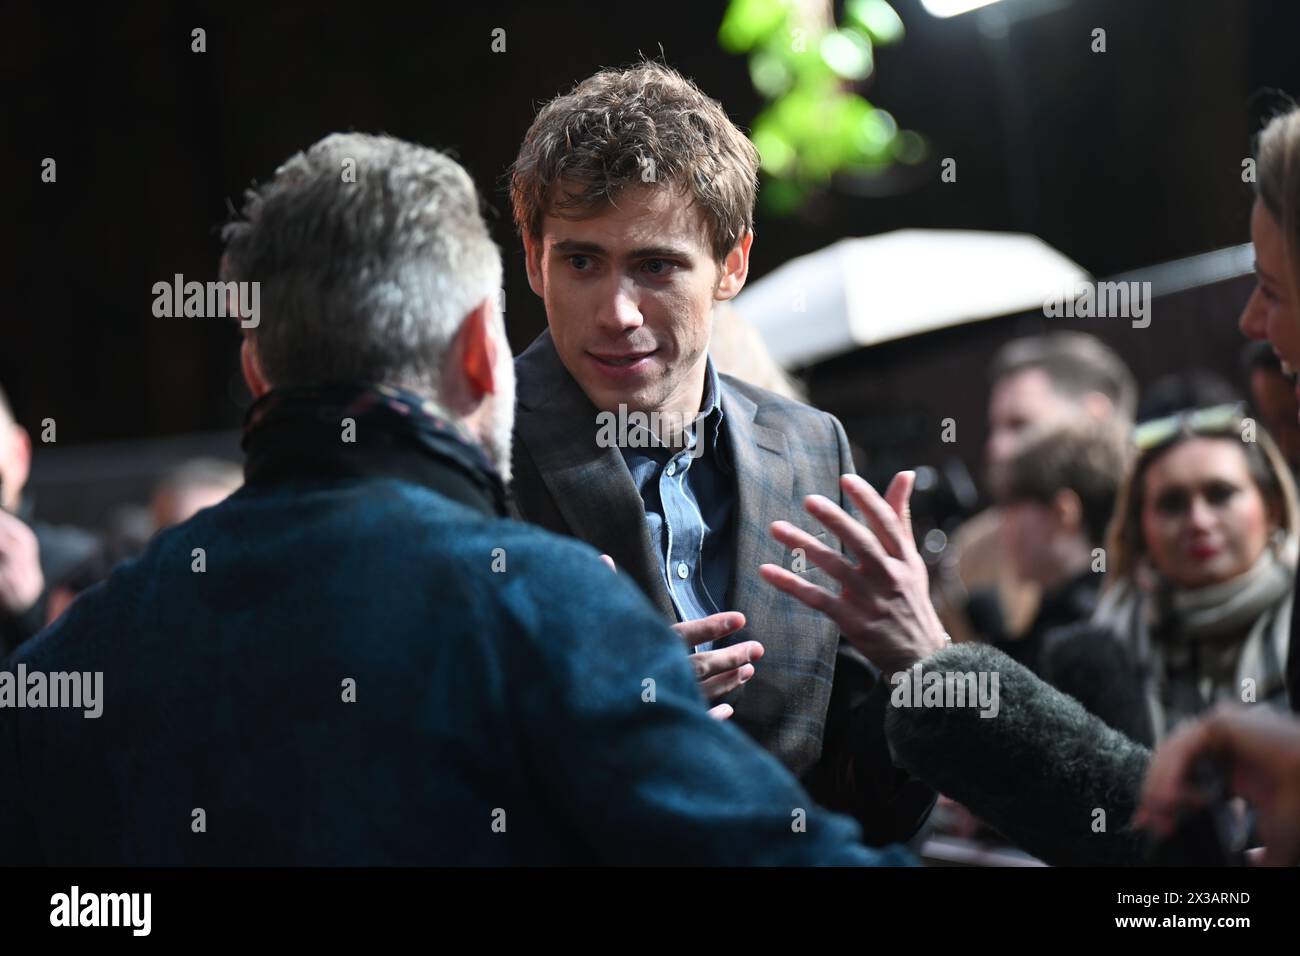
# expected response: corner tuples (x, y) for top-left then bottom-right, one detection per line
(509, 331), (936, 845)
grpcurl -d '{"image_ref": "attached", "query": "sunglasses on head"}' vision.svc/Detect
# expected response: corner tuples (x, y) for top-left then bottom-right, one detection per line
(1132, 402), (1248, 452)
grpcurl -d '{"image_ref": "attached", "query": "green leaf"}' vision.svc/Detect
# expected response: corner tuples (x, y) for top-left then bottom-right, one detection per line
(751, 116), (797, 175)
(760, 25), (827, 85)
(749, 50), (793, 97)
(845, 0), (905, 45)
(820, 29), (874, 81)
(719, 0), (793, 53)
(759, 177), (807, 216)
(855, 106), (898, 162)
(726, 0), (917, 216)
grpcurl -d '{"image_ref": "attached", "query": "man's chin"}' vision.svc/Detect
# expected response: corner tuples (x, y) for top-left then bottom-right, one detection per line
(576, 378), (649, 417)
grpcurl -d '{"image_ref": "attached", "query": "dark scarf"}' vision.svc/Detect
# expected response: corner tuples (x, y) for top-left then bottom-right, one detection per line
(241, 382), (507, 518)
(1153, 549), (1292, 726)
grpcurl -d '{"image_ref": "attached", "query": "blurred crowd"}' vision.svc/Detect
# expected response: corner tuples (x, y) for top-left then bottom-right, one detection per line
(917, 333), (1300, 852)
(0, 402), (240, 656)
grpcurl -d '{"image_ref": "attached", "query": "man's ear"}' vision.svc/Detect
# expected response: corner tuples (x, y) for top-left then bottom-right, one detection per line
(454, 297), (501, 403)
(240, 336), (271, 399)
(521, 232), (545, 299)
(714, 230), (754, 301)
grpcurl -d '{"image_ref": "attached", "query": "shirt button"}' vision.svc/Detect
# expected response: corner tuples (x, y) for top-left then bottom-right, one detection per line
(666, 462), (676, 477)
(676, 562), (689, 579)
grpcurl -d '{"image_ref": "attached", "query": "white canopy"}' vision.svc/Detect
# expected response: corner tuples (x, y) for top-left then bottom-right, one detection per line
(732, 229), (1090, 368)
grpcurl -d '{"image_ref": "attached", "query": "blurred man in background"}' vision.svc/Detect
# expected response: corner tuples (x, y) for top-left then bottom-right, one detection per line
(149, 457), (243, 532)
(941, 333), (1137, 655)
(990, 417), (1129, 676)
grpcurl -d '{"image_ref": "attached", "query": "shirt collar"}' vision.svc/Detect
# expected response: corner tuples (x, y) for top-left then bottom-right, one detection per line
(615, 357), (728, 466)
(697, 357), (727, 460)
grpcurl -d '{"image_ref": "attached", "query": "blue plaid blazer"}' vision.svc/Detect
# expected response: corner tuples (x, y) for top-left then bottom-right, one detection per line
(510, 331), (935, 845)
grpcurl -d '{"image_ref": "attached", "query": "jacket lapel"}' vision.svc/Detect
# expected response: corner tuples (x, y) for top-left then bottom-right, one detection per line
(720, 380), (794, 637)
(515, 332), (675, 619)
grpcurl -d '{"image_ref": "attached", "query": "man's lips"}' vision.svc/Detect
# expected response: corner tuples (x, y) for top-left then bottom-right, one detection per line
(586, 349), (658, 376)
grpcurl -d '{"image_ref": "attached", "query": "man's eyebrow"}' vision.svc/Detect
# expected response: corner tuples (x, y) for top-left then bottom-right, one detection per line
(629, 245), (695, 260)
(551, 239), (607, 255)
(549, 238), (695, 260)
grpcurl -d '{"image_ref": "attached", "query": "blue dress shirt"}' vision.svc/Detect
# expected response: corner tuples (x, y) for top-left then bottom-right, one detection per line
(619, 360), (734, 647)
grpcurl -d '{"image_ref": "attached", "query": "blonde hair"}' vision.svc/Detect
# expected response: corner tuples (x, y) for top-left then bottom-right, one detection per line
(709, 302), (807, 402)
(1256, 105), (1300, 302)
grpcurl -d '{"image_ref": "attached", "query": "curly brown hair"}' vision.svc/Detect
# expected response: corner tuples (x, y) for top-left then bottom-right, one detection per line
(509, 60), (760, 263)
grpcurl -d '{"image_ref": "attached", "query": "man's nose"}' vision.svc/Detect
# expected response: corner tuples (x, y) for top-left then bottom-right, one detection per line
(594, 278), (644, 334)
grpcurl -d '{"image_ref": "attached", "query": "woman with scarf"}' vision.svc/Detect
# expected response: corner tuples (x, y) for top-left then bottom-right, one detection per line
(1062, 404), (1300, 746)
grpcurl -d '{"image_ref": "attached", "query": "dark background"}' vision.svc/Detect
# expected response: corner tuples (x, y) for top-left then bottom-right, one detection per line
(3, 0), (1297, 455)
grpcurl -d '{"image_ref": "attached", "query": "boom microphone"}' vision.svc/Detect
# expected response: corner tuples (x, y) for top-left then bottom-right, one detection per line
(884, 642), (1150, 865)
(1040, 622), (1156, 748)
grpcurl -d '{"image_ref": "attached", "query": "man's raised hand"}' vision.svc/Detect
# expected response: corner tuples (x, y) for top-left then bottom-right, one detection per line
(758, 471), (947, 676)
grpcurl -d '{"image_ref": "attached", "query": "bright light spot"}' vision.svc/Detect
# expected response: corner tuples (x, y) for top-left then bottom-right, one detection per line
(920, 0), (1008, 17)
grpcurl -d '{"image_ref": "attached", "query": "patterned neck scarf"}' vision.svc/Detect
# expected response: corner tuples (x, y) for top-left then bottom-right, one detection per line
(242, 381), (507, 516)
